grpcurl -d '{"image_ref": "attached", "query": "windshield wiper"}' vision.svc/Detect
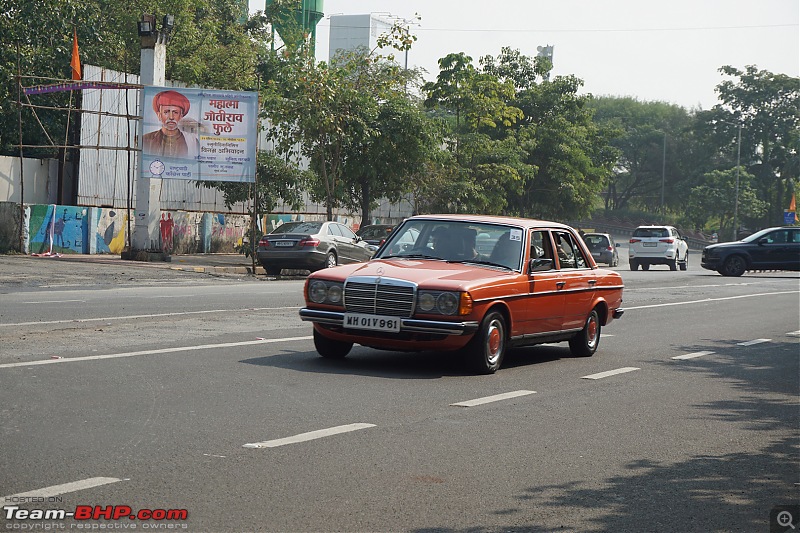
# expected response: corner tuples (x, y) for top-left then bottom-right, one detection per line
(381, 253), (442, 260)
(448, 259), (514, 270)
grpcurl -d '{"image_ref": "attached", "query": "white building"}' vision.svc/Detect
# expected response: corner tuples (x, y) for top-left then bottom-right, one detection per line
(328, 14), (394, 61)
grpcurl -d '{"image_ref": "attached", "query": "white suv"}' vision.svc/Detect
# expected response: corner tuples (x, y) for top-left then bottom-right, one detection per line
(628, 225), (689, 271)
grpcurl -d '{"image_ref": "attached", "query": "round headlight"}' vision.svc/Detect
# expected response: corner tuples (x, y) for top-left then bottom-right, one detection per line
(327, 285), (343, 303)
(309, 281), (328, 303)
(437, 292), (459, 315)
(418, 292), (436, 312)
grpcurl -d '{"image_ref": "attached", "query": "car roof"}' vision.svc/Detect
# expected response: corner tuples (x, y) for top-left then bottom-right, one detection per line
(634, 225), (674, 229)
(407, 214), (574, 230)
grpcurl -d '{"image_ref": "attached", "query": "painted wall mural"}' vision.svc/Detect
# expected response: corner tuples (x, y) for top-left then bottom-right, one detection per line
(29, 205), (88, 254)
(95, 208), (127, 254)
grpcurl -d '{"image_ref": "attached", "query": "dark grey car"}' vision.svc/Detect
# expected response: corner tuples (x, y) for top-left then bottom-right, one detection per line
(701, 226), (800, 276)
(583, 233), (620, 266)
(257, 221), (374, 276)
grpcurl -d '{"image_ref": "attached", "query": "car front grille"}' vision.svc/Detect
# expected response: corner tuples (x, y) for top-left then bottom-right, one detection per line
(344, 277), (416, 317)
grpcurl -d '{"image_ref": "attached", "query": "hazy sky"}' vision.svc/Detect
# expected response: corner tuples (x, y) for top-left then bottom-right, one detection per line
(250, 0), (799, 110)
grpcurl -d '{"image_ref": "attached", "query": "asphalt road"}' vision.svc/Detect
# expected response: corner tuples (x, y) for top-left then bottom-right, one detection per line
(1, 252), (798, 532)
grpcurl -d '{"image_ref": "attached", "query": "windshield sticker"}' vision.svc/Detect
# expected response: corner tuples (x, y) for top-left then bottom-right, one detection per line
(510, 229), (523, 241)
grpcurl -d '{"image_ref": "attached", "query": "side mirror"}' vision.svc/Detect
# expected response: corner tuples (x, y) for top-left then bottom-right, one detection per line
(615, 243), (620, 247)
(758, 238), (768, 245)
(529, 258), (553, 273)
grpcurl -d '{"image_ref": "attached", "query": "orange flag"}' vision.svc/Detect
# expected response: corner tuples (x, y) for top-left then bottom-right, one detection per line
(790, 193), (797, 212)
(70, 28), (81, 80)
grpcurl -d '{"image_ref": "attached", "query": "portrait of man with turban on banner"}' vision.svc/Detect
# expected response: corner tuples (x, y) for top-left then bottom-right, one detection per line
(142, 89), (200, 159)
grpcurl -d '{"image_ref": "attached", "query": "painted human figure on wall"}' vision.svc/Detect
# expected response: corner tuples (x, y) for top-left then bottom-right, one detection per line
(160, 213), (175, 253)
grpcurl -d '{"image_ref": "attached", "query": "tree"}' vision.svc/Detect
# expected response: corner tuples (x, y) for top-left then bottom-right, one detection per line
(706, 65), (799, 227)
(687, 167), (766, 234)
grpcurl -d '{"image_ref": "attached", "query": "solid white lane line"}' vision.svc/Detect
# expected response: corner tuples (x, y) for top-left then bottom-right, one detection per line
(22, 299), (86, 304)
(672, 351), (715, 360)
(581, 367), (640, 380)
(3, 477), (123, 499)
(600, 334), (614, 338)
(625, 290), (799, 311)
(0, 307), (303, 328)
(787, 330), (800, 337)
(737, 338), (771, 346)
(451, 390), (537, 407)
(0, 336), (313, 369)
(243, 423), (376, 449)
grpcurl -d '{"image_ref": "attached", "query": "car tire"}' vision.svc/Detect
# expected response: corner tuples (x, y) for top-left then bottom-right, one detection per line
(464, 310), (506, 374)
(313, 328), (352, 359)
(721, 255), (747, 277)
(669, 256), (678, 271)
(679, 251), (688, 271)
(569, 308), (601, 357)
(325, 251), (338, 269)
(630, 260), (638, 271)
(641, 263), (650, 271)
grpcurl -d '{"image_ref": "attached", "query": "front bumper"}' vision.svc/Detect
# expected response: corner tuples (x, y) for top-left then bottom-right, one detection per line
(299, 308), (480, 336)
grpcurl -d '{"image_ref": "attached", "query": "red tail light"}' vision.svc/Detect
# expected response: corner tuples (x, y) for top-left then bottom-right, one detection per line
(259, 238), (270, 248)
(607, 246), (613, 251)
(630, 238), (641, 243)
(299, 238), (320, 247)
(379, 238), (386, 246)
(659, 238), (674, 244)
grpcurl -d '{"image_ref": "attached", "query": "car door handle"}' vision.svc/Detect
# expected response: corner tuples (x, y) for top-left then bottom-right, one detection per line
(556, 281), (566, 289)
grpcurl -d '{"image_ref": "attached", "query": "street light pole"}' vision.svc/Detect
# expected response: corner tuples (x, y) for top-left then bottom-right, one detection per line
(660, 131), (666, 217)
(732, 123), (742, 241)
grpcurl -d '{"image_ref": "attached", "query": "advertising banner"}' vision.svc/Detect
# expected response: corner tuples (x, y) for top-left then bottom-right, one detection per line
(141, 87), (257, 183)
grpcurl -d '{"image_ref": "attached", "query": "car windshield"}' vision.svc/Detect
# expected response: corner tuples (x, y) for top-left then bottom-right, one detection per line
(740, 227), (780, 243)
(270, 221), (322, 235)
(584, 235), (609, 249)
(358, 226), (391, 239)
(633, 228), (669, 238)
(376, 219), (525, 270)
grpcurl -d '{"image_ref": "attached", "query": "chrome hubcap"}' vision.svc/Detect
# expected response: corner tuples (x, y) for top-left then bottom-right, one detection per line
(486, 320), (503, 364)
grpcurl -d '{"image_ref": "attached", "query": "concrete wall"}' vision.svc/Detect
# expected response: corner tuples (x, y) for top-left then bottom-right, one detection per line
(0, 156), (58, 205)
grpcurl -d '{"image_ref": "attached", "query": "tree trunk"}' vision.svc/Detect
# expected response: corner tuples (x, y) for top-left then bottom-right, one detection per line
(360, 178), (371, 227)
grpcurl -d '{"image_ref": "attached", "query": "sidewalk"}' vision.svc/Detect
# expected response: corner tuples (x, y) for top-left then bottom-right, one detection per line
(55, 252), (263, 276)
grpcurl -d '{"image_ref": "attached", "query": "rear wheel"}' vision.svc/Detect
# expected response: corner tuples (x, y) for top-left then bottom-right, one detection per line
(679, 251), (688, 271)
(569, 308), (601, 357)
(721, 255), (747, 277)
(629, 260), (638, 271)
(262, 264), (281, 276)
(314, 328), (352, 359)
(464, 310), (506, 374)
(669, 256), (678, 271)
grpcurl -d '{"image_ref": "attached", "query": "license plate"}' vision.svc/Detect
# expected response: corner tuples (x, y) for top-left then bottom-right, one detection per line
(643, 242), (657, 247)
(274, 240), (294, 247)
(592, 253), (601, 258)
(344, 313), (401, 332)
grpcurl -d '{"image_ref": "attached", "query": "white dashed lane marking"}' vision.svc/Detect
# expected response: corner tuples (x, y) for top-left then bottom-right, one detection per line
(581, 367), (640, 380)
(737, 339), (771, 346)
(787, 331), (800, 337)
(672, 351), (715, 360)
(3, 477), (123, 499)
(450, 390), (537, 407)
(243, 423), (376, 449)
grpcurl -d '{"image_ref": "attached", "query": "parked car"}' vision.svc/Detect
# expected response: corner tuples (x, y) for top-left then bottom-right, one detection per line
(582, 233), (620, 266)
(356, 224), (395, 248)
(628, 225), (689, 271)
(299, 215), (625, 374)
(701, 226), (800, 276)
(257, 221), (373, 276)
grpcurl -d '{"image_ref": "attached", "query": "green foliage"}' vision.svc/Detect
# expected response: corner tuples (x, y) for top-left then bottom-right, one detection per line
(687, 167), (766, 234)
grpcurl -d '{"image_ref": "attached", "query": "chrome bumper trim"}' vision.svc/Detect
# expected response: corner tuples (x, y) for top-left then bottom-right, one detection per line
(299, 308), (479, 335)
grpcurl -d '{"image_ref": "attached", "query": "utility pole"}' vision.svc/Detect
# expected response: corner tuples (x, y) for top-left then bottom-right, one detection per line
(660, 131), (666, 217)
(732, 123), (742, 241)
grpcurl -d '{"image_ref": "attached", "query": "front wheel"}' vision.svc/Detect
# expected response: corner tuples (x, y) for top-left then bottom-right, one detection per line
(641, 263), (650, 271)
(569, 309), (601, 357)
(721, 255), (747, 277)
(314, 328), (352, 359)
(464, 310), (506, 374)
(325, 251), (338, 269)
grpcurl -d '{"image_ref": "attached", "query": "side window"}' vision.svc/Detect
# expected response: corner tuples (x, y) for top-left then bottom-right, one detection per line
(791, 229), (800, 243)
(328, 224), (342, 237)
(530, 230), (554, 264)
(339, 225), (357, 240)
(555, 232), (588, 269)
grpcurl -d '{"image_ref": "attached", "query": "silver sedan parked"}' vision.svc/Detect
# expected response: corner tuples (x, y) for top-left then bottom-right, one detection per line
(257, 221), (374, 276)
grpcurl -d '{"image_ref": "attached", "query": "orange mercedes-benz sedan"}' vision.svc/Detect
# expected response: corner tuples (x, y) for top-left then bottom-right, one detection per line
(299, 215), (625, 374)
